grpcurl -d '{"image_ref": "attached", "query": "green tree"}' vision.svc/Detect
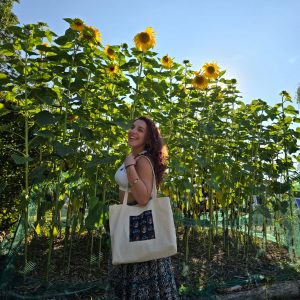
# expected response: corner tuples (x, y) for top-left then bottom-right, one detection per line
(0, 0), (20, 231)
(0, 0), (19, 35)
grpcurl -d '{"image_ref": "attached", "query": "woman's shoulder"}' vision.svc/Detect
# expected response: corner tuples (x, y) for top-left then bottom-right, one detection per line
(136, 154), (153, 169)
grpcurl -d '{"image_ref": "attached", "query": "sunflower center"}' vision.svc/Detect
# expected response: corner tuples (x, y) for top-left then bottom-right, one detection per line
(84, 34), (93, 40)
(109, 66), (115, 72)
(195, 76), (205, 84)
(207, 66), (215, 74)
(139, 32), (150, 43)
(107, 48), (114, 55)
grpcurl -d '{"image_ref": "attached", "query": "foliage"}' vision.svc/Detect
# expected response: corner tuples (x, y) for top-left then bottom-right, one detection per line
(0, 0), (19, 38)
(0, 19), (299, 281)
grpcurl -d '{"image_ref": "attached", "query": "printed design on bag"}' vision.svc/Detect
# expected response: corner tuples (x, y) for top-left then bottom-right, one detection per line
(129, 210), (155, 242)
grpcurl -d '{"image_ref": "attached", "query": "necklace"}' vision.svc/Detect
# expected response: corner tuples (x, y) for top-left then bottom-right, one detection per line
(137, 150), (147, 156)
(134, 150), (147, 158)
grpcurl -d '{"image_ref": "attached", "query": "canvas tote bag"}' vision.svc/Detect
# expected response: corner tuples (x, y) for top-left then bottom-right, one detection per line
(109, 158), (177, 265)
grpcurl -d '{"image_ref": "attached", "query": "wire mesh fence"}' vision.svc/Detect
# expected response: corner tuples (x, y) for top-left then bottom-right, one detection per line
(1, 197), (299, 299)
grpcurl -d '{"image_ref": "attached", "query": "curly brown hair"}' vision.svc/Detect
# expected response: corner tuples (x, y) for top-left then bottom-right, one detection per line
(135, 116), (168, 186)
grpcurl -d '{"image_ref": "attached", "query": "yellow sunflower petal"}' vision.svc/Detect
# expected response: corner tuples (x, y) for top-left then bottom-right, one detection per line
(91, 26), (101, 43)
(71, 18), (85, 32)
(202, 62), (220, 80)
(280, 90), (291, 100)
(107, 64), (119, 76)
(133, 27), (156, 52)
(161, 55), (173, 69)
(192, 73), (209, 90)
(79, 25), (101, 45)
(104, 45), (116, 60)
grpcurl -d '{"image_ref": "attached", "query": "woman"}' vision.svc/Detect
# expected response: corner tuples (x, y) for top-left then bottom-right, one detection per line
(111, 116), (178, 299)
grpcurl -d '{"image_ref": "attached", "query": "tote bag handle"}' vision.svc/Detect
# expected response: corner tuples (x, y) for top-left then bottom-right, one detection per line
(122, 155), (157, 206)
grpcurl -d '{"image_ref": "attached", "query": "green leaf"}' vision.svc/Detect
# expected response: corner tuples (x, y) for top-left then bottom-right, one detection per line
(279, 200), (289, 214)
(284, 116), (293, 123)
(85, 202), (102, 230)
(270, 181), (290, 194)
(120, 59), (139, 71)
(284, 105), (298, 115)
(80, 127), (94, 139)
(0, 73), (8, 79)
(37, 96), (55, 105)
(7, 25), (27, 39)
(63, 18), (74, 25)
(54, 36), (68, 45)
(88, 196), (98, 210)
(0, 73), (9, 84)
(110, 119), (130, 130)
(35, 110), (57, 125)
(0, 44), (16, 56)
(0, 109), (11, 117)
(52, 141), (75, 157)
(37, 130), (55, 140)
(11, 154), (33, 164)
(54, 28), (76, 45)
(29, 165), (48, 183)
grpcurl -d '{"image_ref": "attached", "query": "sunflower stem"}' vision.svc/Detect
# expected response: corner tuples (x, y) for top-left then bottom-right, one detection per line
(131, 56), (143, 119)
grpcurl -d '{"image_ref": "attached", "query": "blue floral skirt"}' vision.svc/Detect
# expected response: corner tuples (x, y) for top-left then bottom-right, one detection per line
(109, 256), (178, 299)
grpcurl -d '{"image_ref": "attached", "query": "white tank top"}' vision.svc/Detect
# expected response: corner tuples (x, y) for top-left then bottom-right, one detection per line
(114, 153), (154, 197)
(114, 163), (129, 192)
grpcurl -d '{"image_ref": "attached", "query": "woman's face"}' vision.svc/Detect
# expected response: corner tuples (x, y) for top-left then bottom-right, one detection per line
(128, 119), (148, 151)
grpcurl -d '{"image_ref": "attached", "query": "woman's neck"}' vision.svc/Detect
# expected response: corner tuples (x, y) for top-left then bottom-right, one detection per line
(132, 149), (147, 157)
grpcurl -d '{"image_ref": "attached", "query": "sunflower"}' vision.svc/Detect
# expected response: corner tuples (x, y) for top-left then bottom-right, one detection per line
(70, 18), (85, 32)
(192, 72), (209, 90)
(80, 25), (101, 45)
(202, 62), (220, 80)
(133, 27), (156, 52)
(104, 45), (116, 60)
(107, 64), (119, 76)
(91, 26), (101, 43)
(280, 90), (291, 100)
(161, 55), (173, 69)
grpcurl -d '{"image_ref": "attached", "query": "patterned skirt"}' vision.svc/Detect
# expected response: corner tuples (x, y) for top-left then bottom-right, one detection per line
(109, 256), (178, 300)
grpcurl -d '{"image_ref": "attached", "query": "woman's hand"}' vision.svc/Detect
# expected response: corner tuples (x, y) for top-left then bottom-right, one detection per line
(124, 154), (136, 168)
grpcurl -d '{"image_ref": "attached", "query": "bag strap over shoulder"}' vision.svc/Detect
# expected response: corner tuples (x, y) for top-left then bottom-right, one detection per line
(123, 154), (157, 205)
(138, 155), (157, 198)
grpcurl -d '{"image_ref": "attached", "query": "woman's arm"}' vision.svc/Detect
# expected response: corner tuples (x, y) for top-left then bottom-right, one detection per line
(125, 155), (153, 206)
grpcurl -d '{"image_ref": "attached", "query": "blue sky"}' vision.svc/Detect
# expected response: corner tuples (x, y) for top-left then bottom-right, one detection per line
(13, 0), (300, 107)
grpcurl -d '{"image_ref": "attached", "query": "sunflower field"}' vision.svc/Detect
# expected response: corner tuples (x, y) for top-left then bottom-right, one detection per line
(0, 19), (300, 298)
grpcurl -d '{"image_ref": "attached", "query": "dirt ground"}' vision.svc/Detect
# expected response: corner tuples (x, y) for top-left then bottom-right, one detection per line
(1, 226), (300, 299)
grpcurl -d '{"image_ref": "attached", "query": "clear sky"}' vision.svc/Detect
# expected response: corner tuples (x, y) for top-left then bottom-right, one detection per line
(13, 0), (300, 107)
